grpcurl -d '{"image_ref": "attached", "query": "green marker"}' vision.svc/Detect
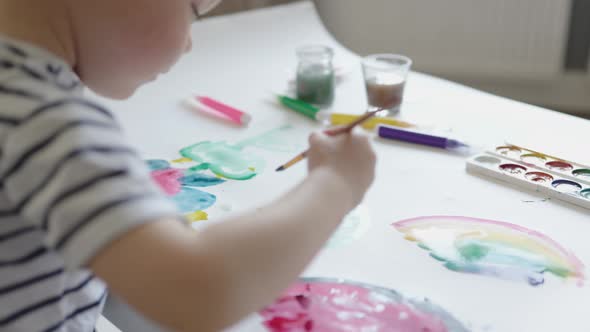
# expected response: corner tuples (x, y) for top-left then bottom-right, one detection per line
(276, 94), (322, 120)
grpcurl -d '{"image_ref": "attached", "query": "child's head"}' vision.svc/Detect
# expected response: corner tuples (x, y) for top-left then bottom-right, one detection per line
(68, 0), (221, 99)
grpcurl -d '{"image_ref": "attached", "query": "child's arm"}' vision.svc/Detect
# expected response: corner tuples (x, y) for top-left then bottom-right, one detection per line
(90, 130), (376, 332)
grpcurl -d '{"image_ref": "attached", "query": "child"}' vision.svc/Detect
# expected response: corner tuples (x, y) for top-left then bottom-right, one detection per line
(0, 0), (376, 331)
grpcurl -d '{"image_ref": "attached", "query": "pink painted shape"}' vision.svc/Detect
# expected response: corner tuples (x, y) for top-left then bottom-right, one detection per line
(392, 216), (585, 282)
(151, 168), (184, 195)
(261, 281), (448, 332)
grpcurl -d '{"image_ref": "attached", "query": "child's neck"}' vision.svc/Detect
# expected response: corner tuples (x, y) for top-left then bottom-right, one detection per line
(0, 0), (76, 67)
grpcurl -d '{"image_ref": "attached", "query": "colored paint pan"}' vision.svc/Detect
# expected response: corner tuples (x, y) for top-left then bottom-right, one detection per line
(552, 179), (582, 194)
(506, 143), (567, 165)
(573, 169), (590, 179)
(467, 151), (590, 210)
(496, 146), (522, 158)
(546, 161), (574, 172)
(489, 145), (590, 188)
(520, 153), (546, 165)
(499, 163), (527, 175)
(525, 172), (554, 184)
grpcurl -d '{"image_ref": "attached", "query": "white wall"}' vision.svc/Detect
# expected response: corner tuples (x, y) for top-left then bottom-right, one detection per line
(313, 0), (590, 114)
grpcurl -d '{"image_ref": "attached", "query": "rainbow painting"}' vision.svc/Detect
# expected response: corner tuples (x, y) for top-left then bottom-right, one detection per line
(260, 278), (468, 332)
(393, 216), (585, 286)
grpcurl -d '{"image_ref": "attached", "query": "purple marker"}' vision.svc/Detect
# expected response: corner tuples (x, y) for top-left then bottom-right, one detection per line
(377, 125), (468, 149)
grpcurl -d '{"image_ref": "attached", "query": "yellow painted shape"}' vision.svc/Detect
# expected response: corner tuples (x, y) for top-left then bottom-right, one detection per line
(404, 234), (418, 242)
(172, 157), (193, 163)
(187, 211), (209, 223)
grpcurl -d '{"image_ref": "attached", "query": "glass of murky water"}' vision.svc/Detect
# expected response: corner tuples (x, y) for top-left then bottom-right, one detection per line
(361, 54), (412, 116)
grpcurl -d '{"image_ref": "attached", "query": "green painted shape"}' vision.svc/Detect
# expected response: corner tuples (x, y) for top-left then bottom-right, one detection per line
(417, 243), (431, 251)
(457, 242), (490, 262)
(190, 163), (212, 172)
(180, 141), (265, 181)
(429, 252), (448, 262)
(326, 205), (371, 248)
(443, 261), (463, 272)
(545, 266), (572, 278)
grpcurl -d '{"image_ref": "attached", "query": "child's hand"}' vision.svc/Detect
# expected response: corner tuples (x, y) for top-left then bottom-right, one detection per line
(307, 129), (376, 207)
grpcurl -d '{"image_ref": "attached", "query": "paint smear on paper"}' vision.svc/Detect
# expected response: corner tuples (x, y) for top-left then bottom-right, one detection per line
(393, 216), (585, 286)
(234, 124), (304, 153)
(187, 210), (209, 223)
(181, 172), (227, 187)
(172, 187), (216, 213)
(172, 157), (193, 164)
(148, 159), (224, 214)
(151, 168), (184, 195)
(260, 278), (468, 332)
(180, 141), (265, 180)
(148, 159), (171, 171)
(327, 205), (371, 248)
(180, 125), (302, 180)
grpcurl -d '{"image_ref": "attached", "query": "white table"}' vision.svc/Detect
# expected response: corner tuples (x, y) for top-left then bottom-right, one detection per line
(96, 2), (590, 331)
(96, 316), (121, 332)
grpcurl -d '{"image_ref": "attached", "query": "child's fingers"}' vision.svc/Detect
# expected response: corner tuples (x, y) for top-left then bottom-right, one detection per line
(308, 132), (333, 157)
(308, 132), (324, 146)
(309, 131), (338, 150)
(310, 129), (372, 154)
(349, 128), (371, 147)
(348, 130), (376, 160)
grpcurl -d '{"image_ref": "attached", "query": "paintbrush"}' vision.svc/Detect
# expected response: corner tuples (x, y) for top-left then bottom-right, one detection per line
(275, 109), (382, 172)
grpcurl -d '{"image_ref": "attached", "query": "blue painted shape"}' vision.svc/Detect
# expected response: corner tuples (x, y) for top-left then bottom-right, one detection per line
(172, 187), (216, 213)
(147, 159), (170, 171)
(180, 171), (225, 187)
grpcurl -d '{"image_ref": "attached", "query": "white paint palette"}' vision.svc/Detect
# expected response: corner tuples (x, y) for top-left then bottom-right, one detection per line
(466, 145), (590, 209)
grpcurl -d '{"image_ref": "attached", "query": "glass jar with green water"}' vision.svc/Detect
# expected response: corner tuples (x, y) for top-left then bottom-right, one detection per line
(296, 45), (335, 107)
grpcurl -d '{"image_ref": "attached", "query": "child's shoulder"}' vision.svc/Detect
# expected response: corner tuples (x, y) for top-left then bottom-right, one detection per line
(0, 36), (118, 136)
(0, 36), (84, 106)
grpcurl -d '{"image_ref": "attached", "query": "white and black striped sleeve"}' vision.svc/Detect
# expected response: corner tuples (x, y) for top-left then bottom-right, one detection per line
(0, 98), (180, 269)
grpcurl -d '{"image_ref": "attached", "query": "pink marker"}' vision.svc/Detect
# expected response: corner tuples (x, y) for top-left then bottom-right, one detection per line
(194, 96), (251, 126)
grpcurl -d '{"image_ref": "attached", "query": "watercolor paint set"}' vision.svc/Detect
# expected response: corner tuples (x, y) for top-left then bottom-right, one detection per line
(466, 145), (590, 209)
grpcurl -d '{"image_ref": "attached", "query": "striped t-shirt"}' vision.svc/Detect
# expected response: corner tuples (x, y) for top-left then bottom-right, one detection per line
(0, 36), (179, 331)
